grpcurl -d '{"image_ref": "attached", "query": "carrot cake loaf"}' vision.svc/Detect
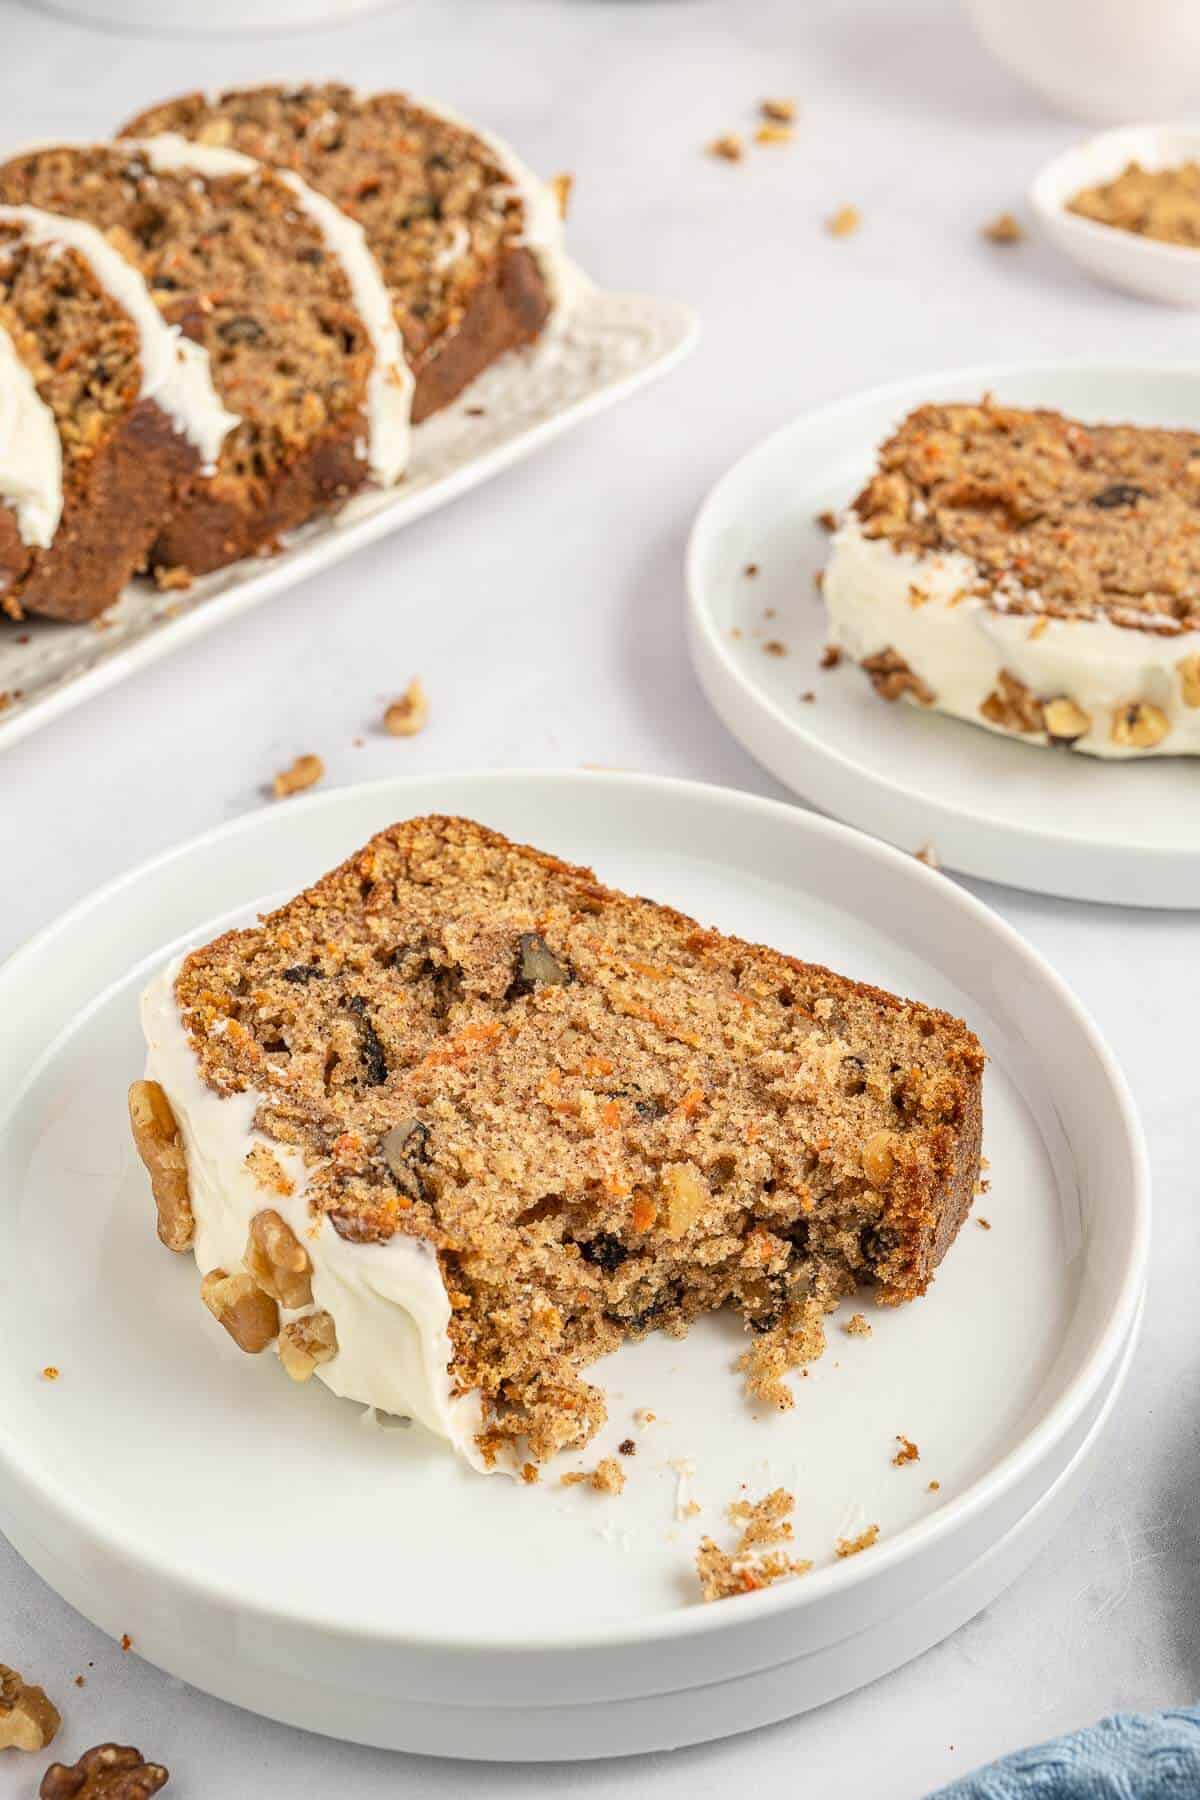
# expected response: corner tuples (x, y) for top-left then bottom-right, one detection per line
(131, 816), (983, 1474)
(0, 136), (410, 577)
(823, 400), (1200, 756)
(0, 205), (231, 622)
(119, 83), (569, 422)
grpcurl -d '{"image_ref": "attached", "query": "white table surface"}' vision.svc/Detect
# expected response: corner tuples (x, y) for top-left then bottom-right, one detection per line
(2, 0), (1197, 1794)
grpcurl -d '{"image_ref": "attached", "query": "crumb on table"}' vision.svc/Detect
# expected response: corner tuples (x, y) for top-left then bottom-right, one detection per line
(384, 677), (428, 737)
(828, 205), (861, 238)
(820, 643), (842, 669)
(982, 211), (1023, 244)
(978, 1217), (992, 1230)
(764, 640), (787, 657)
(743, 562), (759, 578)
(41, 1366), (60, 1381)
(272, 754), (324, 800)
(892, 1435), (920, 1467)
(708, 133), (744, 163)
(843, 1312), (871, 1337)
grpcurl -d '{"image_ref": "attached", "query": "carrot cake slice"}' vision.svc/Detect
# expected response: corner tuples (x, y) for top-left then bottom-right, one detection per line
(131, 816), (983, 1473)
(0, 137), (410, 578)
(0, 205), (231, 622)
(823, 400), (1200, 757)
(118, 83), (569, 422)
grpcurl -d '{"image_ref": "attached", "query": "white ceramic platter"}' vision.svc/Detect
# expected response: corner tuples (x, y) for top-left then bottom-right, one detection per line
(687, 361), (1200, 910)
(0, 772), (1148, 1758)
(1032, 125), (1200, 306)
(0, 284), (697, 750)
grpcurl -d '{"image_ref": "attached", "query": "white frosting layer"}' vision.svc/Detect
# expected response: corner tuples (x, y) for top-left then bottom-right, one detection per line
(825, 515), (1200, 759)
(0, 202), (236, 471)
(130, 135), (412, 486)
(0, 323), (61, 548)
(141, 957), (487, 1468)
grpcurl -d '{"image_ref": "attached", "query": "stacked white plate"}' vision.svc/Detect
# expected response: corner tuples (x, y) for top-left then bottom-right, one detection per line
(0, 772), (1148, 1758)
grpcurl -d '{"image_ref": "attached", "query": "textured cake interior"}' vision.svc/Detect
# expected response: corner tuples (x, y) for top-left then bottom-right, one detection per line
(854, 400), (1200, 633)
(121, 83), (551, 403)
(175, 816), (984, 1465)
(0, 145), (374, 547)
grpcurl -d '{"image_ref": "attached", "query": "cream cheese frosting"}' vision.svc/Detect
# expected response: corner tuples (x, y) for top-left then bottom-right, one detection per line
(0, 202), (236, 472)
(141, 956), (488, 1469)
(825, 514), (1200, 759)
(0, 322), (61, 548)
(129, 134), (413, 487)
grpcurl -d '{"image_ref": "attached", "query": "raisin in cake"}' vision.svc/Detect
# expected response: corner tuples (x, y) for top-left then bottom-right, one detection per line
(0, 205), (231, 622)
(0, 137), (410, 578)
(131, 817), (983, 1474)
(119, 83), (568, 421)
(823, 400), (1200, 757)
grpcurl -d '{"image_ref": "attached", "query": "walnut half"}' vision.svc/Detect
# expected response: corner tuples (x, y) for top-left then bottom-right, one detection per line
(127, 1081), (194, 1252)
(200, 1270), (279, 1353)
(245, 1210), (313, 1309)
(39, 1742), (168, 1798)
(0, 1663), (59, 1753)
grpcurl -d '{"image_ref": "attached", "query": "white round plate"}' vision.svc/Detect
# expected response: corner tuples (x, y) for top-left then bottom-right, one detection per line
(687, 361), (1200, 909)
(0, 772), (1148, 1758)
(1032, 125), (1200, 307)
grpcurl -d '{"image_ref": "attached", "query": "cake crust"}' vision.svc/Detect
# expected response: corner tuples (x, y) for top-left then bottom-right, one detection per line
(161, 817), (984, 1467)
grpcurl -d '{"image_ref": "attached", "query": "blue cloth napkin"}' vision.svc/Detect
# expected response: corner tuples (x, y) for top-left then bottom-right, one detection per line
(930, 1709), (1200, 1798)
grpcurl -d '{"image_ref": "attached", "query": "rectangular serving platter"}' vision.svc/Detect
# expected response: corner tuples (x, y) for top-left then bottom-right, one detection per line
(0, 282), (697, 749)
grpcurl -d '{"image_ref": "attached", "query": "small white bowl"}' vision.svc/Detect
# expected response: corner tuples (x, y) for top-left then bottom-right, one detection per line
(1032, 123), (1200, 306)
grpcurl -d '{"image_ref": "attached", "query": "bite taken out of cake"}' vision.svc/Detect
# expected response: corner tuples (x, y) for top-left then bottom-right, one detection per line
(130, 816), (984, 1476)
(823, 399), (1200, 758)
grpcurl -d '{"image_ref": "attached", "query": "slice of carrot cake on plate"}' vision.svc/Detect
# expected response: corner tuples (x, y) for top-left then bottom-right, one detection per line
(823, 399), (1200, 757)
(131, 816), (984, 1474)
(0, 136), (410, 579)
(119, 83), (571, 422)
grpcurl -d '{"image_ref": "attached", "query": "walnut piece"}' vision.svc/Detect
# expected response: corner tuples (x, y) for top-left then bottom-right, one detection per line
(861, 648), (934, 704)
(1111, 700), (1169, 749)
(278, 1309), (339, 1382)
(550, 172), (574, 220)
(1178, 654), (1200, 707)
(660, 1163), (708, 1238)
(39, 1742), (168, 1798)
(272, 754), (324, 799)
(245, 1210), (313, 1309)
(200, 1269), (279, 1353)
(760, 97), (797, 123)
(828, 205), (861, 238)
(707, 133), (743, 163)
(861, 1130), (898, 1186)
(982, 212), (1023, 244)
(1043, 696), (1092, 743)
(384, 677), (428, 737)
(0, 1664), (60, 1752)
(127, 1081), (194, 1253)
(980, 669), (1045, 734)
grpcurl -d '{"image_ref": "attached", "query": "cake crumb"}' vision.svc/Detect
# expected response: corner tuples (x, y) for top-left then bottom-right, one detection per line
(819, 643), (842, 669)
(562, 1458), (625, 1494)
(708, 133), (744, 163)
(633, 1408), (657, 1427)
(384, 677), (428, 737)
(744, 562), (759, 577)
(843, 1313), (871, 1337)
(798, 690), (815, 703)
(154, 562), (193, 593)
(465, 405), (486, 417)
(119, 1634), (133, 1653)
(764, 640), (787, 657)
(816, 509), (839, 533)
(893, 1435), (920, 1467)
(73, 1675), (85, 1688)
(727, 1486), (795, 1552)
(927, 1480), (941, 1493)
(550, 172), (574, 220)
(272, 753), (324, 800)
(755, 124), (793, 147)
(617, 1437), (636, 1457)
(813, 569), (825, 593)
(982, 211), (1023, 244)
(41, 1365), (60, 1381)
(914, 843), (941, 869)
(978, 1217), (992, 1230)
(835, 1524), (880, 1558)
(521, 1461), (540, 1485)
(760, 98), (797, 123)
(828, 205), (861, 238)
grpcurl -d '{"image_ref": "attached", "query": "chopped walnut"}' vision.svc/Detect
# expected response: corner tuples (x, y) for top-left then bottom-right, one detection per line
(755, 124), (793, 146)
(708, 133), (744, 163)
(0, 1664), (60, 1752)
(861, 1129), (898, 1186)
(761, 98), (797, 123)
(384, 678), (428, 737)
(550, 172), (574, 220)
(828, 205), (861, 238)
(277, 1309), (339, 1382)
(660, 1163), (708, 1238)
(893, 1435), (920, 1466)
(1178, 654), (1200, 707)
(127, 1081), (194, 1253)
(38, 1742), (168, 1798)
(861, 647), (934, 704)
(835, 1523), (880, 1557)
(273, 754), (324, 799)
(245, 1210), (313, 1310)
(200, 1269), (279, 1353)
(1043, 696), (1092, 743)
(819, 643), (843, 669)
(980, 669), (1045, 734)
(982, 212), (1023, 244)
(1111, 700), (1169, 749)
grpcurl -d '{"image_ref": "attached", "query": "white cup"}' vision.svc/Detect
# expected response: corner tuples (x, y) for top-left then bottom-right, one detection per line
(966, 0), (1200, 122)
(36, 0), (387, 31)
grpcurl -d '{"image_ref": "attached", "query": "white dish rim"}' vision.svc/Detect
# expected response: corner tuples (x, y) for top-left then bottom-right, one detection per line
(685, 355), (1200, 897)
(0, 769), (1151, 1651)
(1030, 123), (1200, 279)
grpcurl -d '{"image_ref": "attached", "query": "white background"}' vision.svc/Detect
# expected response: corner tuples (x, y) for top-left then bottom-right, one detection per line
(1, 0), (1197, 1794)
